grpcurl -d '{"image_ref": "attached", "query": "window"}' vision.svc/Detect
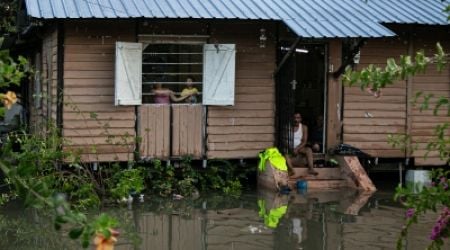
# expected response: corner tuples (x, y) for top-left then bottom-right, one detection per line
(114, 41), (236, 106)
(142, 44), (203, 104)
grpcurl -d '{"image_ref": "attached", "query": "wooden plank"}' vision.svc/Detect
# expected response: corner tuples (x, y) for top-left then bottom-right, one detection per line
(172, 105), (180, 156)
(63, 103), (132, 112)
(344, 87), (406, 96)
(65, 79), (113, 87)
(207, 102), (273, 110)
(208, 133), (274, 143)
(412, 122), (447, 129)
(411, 129), (450, 136)
(64, 61), (114, 71)
(179, 105), (188, 156)
(344, 102), (406, 111)
(64, 112), (134, 120)
(155, 106), (165, 158)
(413, 83), (450, 91)
(65, 145), (133, 154)
(343, 141), (398, 150)
(415, 157), (447, 166)
(344, 110), (406, 118)
(63, 95), (113, 103)
(64, 35), (136, 46)
(413, 150), (445, 158)
(65, 44), (115, 54)
(207, 126), (274, 134)
(63, 120), (134, 129)
(65, 70), (113, 79)
(208, 117), (274, 126)
(345, 95), (406, 103)
(235, 86), (273, 94)
(208, 109), (274, 118)
(66, 136), (126, 146)
(235, 78), (274, 86)
(194, 105), (203, 157)
(208, 141), (273, 151)
(336, 156), (376, 192)
(412, 116), (450, 123)
(138, 105), (148, 157)
(64, 87), (114, 95)
(343, 118), (405, 126)
(207, 150), (260, 159)
(65, 53), (114, 62)
(235, 70), (272, 79)
(63, 128), (135, 137)
(343, 133), (397, 142)
(163, 105), (171, 157)
(364, 149), (405, 158)
(235, 94), (274, 102)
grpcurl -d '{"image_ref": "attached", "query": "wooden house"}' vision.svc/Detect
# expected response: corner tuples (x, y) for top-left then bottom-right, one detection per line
(16, 0), (449, 167)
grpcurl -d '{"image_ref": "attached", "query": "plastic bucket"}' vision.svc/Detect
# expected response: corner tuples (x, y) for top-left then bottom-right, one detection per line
(296, 180), (308, 191)
(405, 170), (431, 193)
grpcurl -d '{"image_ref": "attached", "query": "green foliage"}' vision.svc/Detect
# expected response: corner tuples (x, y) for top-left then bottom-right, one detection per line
(0, 0), (18, 34)
(142, 158), (248, 198)
(0, 51), (29, 88)
(395, 169), (449, 250)
(110, 167), (145, 199)
(342, 43), (448, 91)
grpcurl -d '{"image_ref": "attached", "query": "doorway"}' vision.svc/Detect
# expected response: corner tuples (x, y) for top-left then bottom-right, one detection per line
(276, 43), (327, 154)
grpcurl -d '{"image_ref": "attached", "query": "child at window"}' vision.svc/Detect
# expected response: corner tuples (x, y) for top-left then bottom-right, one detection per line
(153, 83), (189, 104)
(180, 76), (199, 103)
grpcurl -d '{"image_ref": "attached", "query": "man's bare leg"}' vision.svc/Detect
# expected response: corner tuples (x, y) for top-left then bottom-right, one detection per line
(300, 147), (318, 176)
(286, 154), (306, 179)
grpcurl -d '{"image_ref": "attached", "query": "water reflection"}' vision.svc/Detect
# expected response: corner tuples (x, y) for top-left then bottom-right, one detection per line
(1, 188), (448, 250)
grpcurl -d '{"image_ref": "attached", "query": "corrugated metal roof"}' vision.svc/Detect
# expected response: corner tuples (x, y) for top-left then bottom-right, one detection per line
(24, 0), (449, 38)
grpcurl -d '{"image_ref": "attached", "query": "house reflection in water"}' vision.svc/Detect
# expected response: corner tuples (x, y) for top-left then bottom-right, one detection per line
(114, 188), (377, 250)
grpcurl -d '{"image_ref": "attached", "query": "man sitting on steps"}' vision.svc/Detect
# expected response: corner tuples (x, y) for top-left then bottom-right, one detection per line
(286, 112), (319, 177)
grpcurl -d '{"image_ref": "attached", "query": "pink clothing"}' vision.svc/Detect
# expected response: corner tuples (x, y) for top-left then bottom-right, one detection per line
(154, 93), (170, 104)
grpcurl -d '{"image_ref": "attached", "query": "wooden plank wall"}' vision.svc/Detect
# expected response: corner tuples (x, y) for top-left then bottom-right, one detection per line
(62, 21), (136, 162)
(32, 29), (58, 129)
(172, 104), (203, 158)
(410, 27), (450, 166)
(206, 22), (276, 159)
(343, 38), (408, 158)
(139, 105), (170, 159)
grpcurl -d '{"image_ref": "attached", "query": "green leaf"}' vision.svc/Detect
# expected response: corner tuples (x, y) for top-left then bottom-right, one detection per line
(68, 227), (84, 239)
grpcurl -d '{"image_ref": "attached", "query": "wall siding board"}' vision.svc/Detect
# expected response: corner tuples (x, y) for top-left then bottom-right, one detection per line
(410, 31), (450, 166)
(204, 22), (276, 158)
(343, 29), (450, 165)
(62, 21), (136, 162)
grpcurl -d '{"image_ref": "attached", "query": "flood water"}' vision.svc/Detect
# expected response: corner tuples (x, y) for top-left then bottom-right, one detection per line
(1, 187), (447, 250)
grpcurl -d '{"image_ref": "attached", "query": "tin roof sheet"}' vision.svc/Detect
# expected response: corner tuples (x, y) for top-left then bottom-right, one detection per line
(24, 0), (449, 38)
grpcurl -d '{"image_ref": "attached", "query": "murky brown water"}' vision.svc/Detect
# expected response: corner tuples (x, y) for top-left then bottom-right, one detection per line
(1, 187), (448, 250)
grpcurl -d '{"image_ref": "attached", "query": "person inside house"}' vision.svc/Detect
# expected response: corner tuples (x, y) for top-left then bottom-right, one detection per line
(310, 115), (324, 153)
(0, 91), (24, 142)
(286, 112), (318, 176)
(153, 83), (190, 104)
(180, 76), (199, 103)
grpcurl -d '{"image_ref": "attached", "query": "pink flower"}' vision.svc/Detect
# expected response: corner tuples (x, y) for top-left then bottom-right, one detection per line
(406, 208), (415, 218)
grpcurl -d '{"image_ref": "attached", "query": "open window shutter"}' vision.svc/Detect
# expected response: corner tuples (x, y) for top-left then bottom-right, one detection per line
(115, 42), (142, 105)
(202, 44), (236, 105)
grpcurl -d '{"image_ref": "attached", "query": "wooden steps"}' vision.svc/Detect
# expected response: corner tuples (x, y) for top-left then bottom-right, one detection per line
(258, 156), (376, 191)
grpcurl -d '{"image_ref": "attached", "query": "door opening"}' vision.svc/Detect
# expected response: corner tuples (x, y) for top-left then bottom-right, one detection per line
(295, 44), (327, 154)
(276, 43), (327, 154)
